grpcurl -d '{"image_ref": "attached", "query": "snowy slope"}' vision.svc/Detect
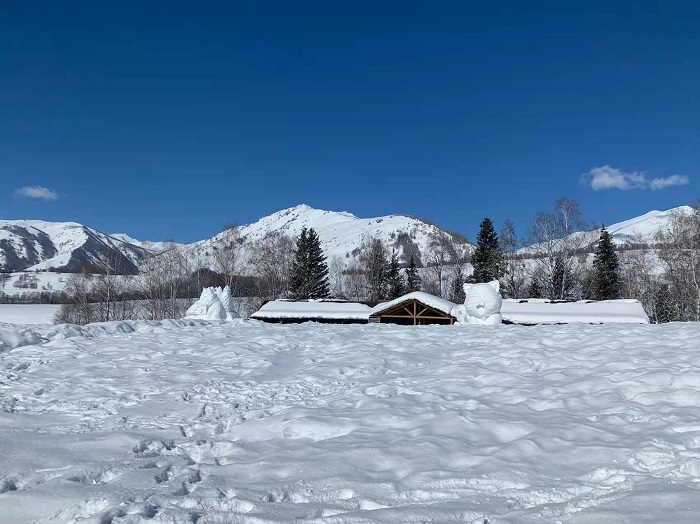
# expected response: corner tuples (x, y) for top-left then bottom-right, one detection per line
(109, 233), (172, 254)
(520, 205), (695, 255)
(1, 321), (700, 522)
(192, 204), (471, 268)
(0, 220), (151, 274)
(604, 205), (694, 244)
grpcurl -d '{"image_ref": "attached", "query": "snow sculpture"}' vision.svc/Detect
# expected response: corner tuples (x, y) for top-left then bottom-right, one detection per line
(185, 286), (240, 321)
(457, 280), (503, 325)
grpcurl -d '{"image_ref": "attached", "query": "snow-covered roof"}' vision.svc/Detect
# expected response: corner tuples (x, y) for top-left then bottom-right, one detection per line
(372, 292), (458, 317)
(251, 296), (650, 324)
(251, 300), (374, 320)
(501, 299), (649, 325)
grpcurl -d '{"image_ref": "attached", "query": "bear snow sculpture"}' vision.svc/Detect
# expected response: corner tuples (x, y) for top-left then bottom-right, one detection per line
(459, 280), (503, 325)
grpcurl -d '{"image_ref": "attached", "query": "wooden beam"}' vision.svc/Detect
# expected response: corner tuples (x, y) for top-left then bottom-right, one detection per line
(379, 314), (455, 320)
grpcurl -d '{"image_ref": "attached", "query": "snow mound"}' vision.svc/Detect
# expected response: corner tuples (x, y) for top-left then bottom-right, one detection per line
(185, 286), (240, 321)
(0, 317), (241, 353)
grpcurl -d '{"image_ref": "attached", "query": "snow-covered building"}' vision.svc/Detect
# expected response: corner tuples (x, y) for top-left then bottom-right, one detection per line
(251, 295), (650, 325)
(251, 300), (373, 324)
(371, 292), (457, 325)
(500, 298), (650, 325)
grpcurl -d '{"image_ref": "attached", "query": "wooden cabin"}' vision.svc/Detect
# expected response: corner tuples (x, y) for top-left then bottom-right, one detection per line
(370, 292), (457, 325)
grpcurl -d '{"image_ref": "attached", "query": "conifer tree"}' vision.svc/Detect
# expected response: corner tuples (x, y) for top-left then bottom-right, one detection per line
(289, 228), (330, 299)
(405, 255), (421, 292)
(448, 266), (466, 303)
(592, 225), (620, 300)
(471, 217), (504, 283)
(359, 236), (390, 304)
(387, 250), (406, 299)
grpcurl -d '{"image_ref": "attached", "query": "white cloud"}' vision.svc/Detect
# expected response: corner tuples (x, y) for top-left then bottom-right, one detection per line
(648, 174), (690, 190)
(14, 185), (59, 201)
(582, 166), (690, 191)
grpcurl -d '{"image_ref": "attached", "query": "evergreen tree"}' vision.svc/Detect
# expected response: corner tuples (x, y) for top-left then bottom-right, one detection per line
(592, 225), (620, 300)
(387, 250), (406, 299)
(471, 217), (504, 283)
(359, 236), (390, 304)
(448, 265), (466, 303)
(528, 276), (542, 299)
(405, 255), (421, 292)
(289, 228), (330, 299)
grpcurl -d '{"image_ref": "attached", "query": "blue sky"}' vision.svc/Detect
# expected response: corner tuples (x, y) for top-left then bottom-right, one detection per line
(1, 1), (698, 243)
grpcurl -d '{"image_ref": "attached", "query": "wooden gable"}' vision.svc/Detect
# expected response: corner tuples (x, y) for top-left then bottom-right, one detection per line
(373, 299), (455, 325)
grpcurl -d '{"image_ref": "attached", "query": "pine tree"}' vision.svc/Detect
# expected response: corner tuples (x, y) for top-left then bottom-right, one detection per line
(471, 217), (504, 283)
(289, 228), (330, 300)
(387, 250), (406, 299)
(405, 255), (421, 292)
(359, 236), (390, 304)
(448, 265), (466, 303)
(592, 225), (620, 300)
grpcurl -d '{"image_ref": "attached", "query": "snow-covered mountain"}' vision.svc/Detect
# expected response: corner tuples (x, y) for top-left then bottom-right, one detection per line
(603, 206), (694, 245)
(0, 220), (150, 274)
(191, 204), (471, 268)
(1, 204), (693, 277)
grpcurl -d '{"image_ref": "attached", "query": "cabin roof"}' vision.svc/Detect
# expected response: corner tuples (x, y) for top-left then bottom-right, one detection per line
(251, 299), (373, 320)
(372, 292), (458, 317)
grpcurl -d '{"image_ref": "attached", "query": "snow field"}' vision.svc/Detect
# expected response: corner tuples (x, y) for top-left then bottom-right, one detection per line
(1, 321), (700, 522)
(0, 304), (60, 326)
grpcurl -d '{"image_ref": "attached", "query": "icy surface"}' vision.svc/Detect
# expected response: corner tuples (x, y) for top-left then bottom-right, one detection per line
(1, 321), (699, 522)
(253, 300), (374, 320)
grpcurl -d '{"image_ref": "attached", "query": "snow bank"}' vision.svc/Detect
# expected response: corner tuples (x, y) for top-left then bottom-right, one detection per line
(0, 317), (240, 353)
(253, 299), (373, 320)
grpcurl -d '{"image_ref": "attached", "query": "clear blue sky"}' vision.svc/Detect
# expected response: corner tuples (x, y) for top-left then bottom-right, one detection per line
(2, 0), (698, 242)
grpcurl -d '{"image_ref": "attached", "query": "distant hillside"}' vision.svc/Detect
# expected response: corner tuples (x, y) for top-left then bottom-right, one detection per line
(0, 220), (150, 274)
(2, 205), (693, 277)
(190, 204), (472, 269)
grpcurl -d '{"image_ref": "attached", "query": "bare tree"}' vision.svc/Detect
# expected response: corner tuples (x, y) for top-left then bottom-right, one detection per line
(656, 205), (700, 321)
(617, 233), (665, 322)
(212, 225), (241, 289)
(528, 198), (590, 300)
(251, 231), (295, 302)
(55, 269), (94, 325)
(136, 242), (191, 320)
(328, 256), (346, 298)
(342, 260), (367, 302)
(499, 219), (527, 298)
(425, 231), (469, 298)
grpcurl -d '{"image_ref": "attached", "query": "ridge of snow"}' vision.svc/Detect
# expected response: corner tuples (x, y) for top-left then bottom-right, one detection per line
(190, 204), (472, 268)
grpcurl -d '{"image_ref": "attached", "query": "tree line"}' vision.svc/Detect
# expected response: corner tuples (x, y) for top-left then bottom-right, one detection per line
(55, 198), (700, 324)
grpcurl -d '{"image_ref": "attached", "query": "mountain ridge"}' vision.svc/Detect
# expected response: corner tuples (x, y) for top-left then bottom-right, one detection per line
(1, 204), (692, 275)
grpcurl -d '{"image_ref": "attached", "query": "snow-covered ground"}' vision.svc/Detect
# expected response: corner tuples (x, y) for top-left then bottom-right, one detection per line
(0, 304), (60, 325)
(2, 321), (700, 523)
